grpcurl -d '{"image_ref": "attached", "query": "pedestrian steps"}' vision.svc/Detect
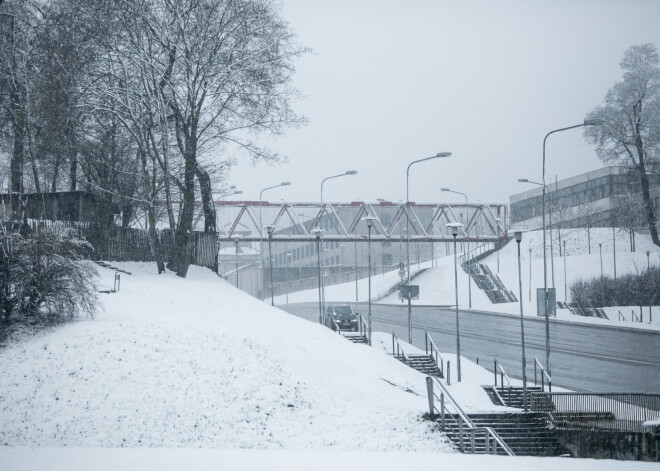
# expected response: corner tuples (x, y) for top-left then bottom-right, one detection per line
(439, 412), (569, 456)
(464, 263), (517, 304)
(342, 333), (368, 344)
(483, 385), (544, 408)
(394, 354), (443, 378)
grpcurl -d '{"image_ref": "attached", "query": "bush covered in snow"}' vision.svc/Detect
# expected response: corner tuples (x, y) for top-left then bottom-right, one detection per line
(570, 267), (660, 308)
(0, 221), (98, 330)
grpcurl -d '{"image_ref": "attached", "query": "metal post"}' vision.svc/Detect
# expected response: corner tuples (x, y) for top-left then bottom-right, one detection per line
(234, 238), (240, 289)
(528, 248), (532, 302)
(563, 240), (567, 303)
(354, 240), (359, 301)
(613, 226), (617, 280)
(440, 393), (445, 429)
(599, 243), (603, 277)
(459, 417), (464, 451)
(426, 377), (434, 416)
(647, 251), (650, 272)
(515, 233), (528, 411)
(314, 230), (323, 324)
(267, 228), (275, 306)
(447, 361), (451, 386)
(452, 231), (461, 382)
(367, 220), (373, 346)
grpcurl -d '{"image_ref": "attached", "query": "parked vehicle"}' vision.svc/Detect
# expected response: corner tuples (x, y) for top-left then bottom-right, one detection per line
(324, 304), (359, 332)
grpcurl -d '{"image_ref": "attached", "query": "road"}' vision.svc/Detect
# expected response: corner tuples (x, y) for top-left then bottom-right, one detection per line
(280, 302), (660, 393)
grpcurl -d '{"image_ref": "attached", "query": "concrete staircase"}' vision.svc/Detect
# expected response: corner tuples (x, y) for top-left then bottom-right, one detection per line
(342, 333), (368, 344)
(465, 263), (517, 304)
(483, 385), (544, 408)
(393, 354), (443, 377)
(440, 412), (569, 456)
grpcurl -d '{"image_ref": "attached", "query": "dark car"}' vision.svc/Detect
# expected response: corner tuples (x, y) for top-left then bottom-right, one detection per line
(324, 304), (359, 332)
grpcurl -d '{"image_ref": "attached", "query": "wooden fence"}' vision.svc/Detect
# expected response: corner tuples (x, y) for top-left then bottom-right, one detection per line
(27, 220), (217, 270)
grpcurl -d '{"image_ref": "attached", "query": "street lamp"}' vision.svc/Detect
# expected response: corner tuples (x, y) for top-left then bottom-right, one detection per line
(266, 225), (276, 306)
(312, 228), (324, 324)
(365, 216), (377, 346)
(442, 187), (471, 308)
(518, 178), (556, 290)
(540, 118), (603, 375)
(514, 230), (528, 410)
(232, 235), (242, 289)
(406, 152), (452, 343)
(320, 171), (358, 318)
(259, 182), (292, 294)
(447, 221), (463, 382)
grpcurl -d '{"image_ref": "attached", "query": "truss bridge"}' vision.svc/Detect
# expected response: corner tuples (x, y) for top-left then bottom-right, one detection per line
(214, 200), (508, 243)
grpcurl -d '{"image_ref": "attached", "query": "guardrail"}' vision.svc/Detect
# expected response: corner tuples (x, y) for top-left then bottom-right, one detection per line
(533, 357), (552, 392)
(425, 376), (515, 456)
(358, 314), (369, 339)
(529, 392), (660, 433)
(424, 332), (445, 378)
(457, 242), (495, 267)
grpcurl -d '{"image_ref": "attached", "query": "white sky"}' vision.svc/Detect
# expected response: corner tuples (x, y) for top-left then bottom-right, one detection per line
(227, 0), (660, 204)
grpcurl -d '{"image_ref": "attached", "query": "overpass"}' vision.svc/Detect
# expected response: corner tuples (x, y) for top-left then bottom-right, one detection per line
(212, 200), (508, 243)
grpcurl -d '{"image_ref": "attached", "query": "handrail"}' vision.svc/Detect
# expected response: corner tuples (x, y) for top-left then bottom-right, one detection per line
(457, 242), (495, 266)
(331, 318), (342, 333)
(631, 309), (641, 322)
(534, 357), (552, 392)
(618, 310), (626, 322)
(391, 332), (409, 362)
(426, 376), (515, 456)
(424, 332), (445, 377)
(493, 358), (511, 388)
(358, 314), (369, 339)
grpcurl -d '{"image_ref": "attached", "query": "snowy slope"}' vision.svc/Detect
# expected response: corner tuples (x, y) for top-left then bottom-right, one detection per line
(0, 263), (450, 451)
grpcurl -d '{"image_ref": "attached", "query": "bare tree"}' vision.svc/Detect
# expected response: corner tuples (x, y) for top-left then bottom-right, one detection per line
(584, 43), (660, 246)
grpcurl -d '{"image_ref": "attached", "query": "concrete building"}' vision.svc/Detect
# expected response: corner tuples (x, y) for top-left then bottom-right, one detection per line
(510, 167), (660, 230)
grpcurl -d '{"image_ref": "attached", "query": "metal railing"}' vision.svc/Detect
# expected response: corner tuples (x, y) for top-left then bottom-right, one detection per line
(425, 376), (515, 456)
(358, 314), (369, 339)
(391, 332), (409, 362)
(529, 392), (660, 433)
(457, 242), (495, 267)
(424, 332), (445, 378)
(493, 358), (511, 388)
(533, 357), (552, 392)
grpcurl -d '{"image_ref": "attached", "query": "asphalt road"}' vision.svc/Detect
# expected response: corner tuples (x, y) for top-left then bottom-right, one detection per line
(280, 302), (660, 393)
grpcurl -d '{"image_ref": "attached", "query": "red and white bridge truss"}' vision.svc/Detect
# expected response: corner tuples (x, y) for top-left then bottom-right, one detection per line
(211, 200), (508, 243)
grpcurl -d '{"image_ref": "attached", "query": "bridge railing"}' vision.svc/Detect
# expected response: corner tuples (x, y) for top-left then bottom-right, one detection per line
(533, 357), (552, 392)
(529, 392), (660, 433)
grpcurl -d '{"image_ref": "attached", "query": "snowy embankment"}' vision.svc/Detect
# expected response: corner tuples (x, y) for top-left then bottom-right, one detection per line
(0, 262), (653, 470)
(0, 263), (447, 451)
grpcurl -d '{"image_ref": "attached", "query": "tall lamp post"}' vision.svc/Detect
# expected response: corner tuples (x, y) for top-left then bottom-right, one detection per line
(266, 225), (276, 306)
(285, 253), (292, 304)
(312, 228), (324, 324)
(442, 187), (472, 308)
(447, 221), (463, 382)
(514, 231), (528, 410)
(259, 182), (291, 295)
(518, 178), (556, 289)
(320, 171), (358, 320)
(406, 152), (452, 343)
(364, 216), (377, 346)
(541, 118), (603, 374)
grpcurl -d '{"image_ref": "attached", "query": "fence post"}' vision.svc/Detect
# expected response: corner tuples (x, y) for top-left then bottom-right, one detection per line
(440, 393), (445, 430)
(459, 416), (464, 452)
(425, 377), (434, 416)
(470, 429), (476, 453)
(447, 361), (451, 386)
(494, 359), (497, 387)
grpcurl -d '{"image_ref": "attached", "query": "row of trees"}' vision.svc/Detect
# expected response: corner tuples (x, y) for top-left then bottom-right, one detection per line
(0, 0), (305, 277)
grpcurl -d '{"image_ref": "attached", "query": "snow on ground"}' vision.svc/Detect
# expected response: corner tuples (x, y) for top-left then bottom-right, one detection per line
(0, 262), (449, 451)
(277, 228), (660, 330)
(0, 261), (651, 469)
(2, 447), (657, 471)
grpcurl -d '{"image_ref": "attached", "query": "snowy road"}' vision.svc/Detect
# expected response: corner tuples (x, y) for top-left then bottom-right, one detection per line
(281, 302), (660, 393)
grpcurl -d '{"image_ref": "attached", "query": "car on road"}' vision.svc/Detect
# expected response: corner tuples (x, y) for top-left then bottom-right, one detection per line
(324, 304), (359, 332)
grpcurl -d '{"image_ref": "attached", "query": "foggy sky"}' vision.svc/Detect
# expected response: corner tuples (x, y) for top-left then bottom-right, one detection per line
(227, 0), (660, 205)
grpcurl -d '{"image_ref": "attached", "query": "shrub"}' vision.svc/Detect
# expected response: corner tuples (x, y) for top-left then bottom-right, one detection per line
(570, 267), (660, 308)
(0, 221), (98, 326)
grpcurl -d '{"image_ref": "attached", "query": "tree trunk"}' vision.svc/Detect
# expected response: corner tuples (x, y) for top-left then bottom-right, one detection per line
(69, 152), (78, 191)
(634, 101), (660, 246)
(9, 89), (25, 219)
(171, 147), (196, 277)
(138, 148), (165, 273)
(196, 164), (216, 233)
